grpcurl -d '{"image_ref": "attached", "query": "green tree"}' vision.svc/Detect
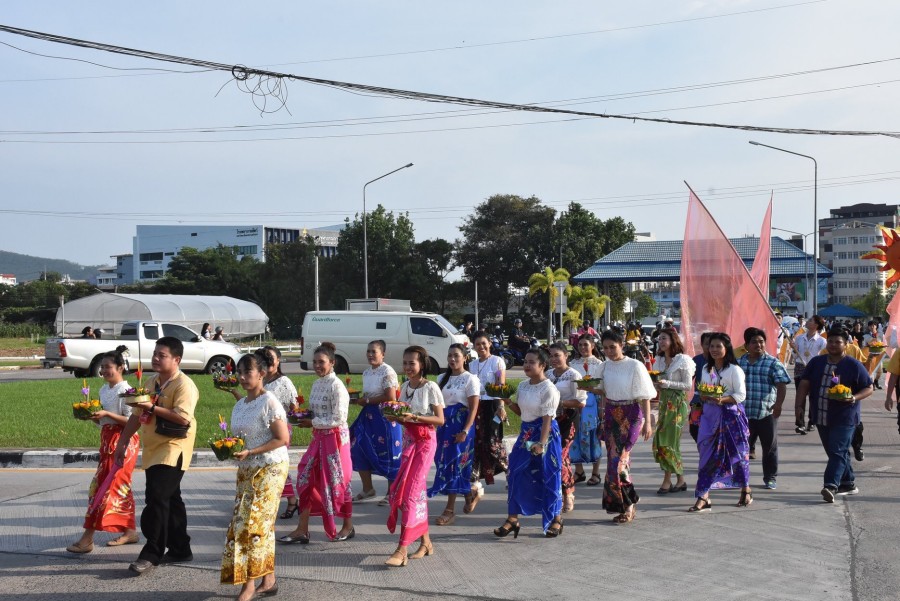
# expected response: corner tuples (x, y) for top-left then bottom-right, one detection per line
(608, 283), (627, 322)
(567, 284), (611, 324)
(628, 290), (658, 321)
(554, 204), (636, 277)
(456, 194), (557, 321)
(324, 205), (418, 306)
(415, 238), (456, 313)
(257, 237), (320, 338)
(154, 246), (260, 301)
(850, 285), (888, 319)
(528, 267), (570, 343)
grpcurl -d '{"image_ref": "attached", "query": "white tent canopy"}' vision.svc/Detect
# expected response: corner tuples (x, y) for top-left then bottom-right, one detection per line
(55, 293), (268, 338)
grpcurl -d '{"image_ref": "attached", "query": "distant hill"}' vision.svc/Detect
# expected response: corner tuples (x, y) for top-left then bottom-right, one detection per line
(0, 250), (103, 282)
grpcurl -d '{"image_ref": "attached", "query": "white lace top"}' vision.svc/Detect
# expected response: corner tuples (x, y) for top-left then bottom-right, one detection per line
(469, 354), (506, 399)
(572, 355), (603, 380)
(230, 391), (289, 466)
(699, 364), (747, 403)
(363, 363), (399, 397)
(652, 353), (696, 391)
(596, 357), (656, 402)
(98, 380), (133, 427)
(400, 380), (444, 416)
(309, 372), (350, 429)
(515, 379), (560, 423)
(440, 371), (480, 407)
(548, 366), (587, 405)
(264, 375), (298, 412)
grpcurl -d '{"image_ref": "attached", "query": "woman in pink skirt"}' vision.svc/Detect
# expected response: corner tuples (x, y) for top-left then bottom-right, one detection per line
(278, 342), (354, 543)
(384, 345), (445, 566)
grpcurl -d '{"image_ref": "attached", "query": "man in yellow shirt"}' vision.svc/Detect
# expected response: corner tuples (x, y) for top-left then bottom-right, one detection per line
(115, 337), (199, 574)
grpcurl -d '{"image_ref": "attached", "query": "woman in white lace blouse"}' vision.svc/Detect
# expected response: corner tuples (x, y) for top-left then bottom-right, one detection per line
(495, 348), (564, 538)
(651, 327), (696, 494)
(596, 330), (656, 524)
(221, 353), (290, 601)
(279, 342), (354, 544)
(254, 346), (301, 520)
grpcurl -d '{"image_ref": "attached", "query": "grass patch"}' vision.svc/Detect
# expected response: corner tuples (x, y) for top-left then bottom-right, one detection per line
(0, 373), (523, 448)
(0, 360), (41, 367)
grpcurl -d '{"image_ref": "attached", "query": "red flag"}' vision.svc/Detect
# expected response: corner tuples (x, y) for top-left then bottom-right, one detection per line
(750, 195), (773, 294)
(680, 187), (779, 356)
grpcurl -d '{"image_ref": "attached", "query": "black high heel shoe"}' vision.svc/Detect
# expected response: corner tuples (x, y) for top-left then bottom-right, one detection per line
(737, 490), (753, 507)
(493, 518), (520, 539)
(545, 517), (564, 537)
(279, 501), (299, 520)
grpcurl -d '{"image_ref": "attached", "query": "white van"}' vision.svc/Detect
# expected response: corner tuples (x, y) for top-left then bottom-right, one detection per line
(300, 310), (471, 374)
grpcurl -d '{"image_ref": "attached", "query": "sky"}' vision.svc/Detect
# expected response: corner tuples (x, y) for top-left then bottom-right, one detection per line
(1, 0), (899, 273)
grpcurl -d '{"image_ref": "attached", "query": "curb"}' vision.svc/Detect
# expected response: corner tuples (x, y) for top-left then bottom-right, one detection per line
(0, 437), (520, 469)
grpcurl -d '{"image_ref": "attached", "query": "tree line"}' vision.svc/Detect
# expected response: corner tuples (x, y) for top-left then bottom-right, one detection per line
(1, 196), (638, 339)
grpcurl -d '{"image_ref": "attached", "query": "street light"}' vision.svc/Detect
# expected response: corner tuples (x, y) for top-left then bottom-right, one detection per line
(362, 162), (414, 298)
(749, 141), (818, 314)
(772, 227), (816, 315)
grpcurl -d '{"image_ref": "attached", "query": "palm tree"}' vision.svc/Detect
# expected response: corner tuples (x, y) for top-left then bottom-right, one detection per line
(579, 284), (611, 325)
(528, 267), (570, 343)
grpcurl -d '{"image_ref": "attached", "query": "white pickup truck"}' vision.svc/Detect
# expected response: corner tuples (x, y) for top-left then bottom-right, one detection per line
(45, 321), (244, 378)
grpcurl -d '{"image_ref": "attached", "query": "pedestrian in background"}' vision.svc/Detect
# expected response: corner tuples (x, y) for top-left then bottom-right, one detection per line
(652, 327), (695, 494)
(737, 327), (791, 490)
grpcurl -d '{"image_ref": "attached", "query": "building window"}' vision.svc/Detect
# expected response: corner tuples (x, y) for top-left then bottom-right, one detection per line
(235, 245), (258, 256)
(140, 270), (164, 279)
(139, 252), (164, 262)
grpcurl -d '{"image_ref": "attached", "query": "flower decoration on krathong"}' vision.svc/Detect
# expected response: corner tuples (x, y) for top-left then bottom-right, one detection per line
(380, 400), (411, 418)
(286, 395), (312, 424)
(72, 378), (102, 419)
(697, 383), (726, 398)
(826, 383), (854, 401)
(861, 226), (900, 287)
(213, 361), (239, 391)
(647, 370), (662, 382)
(867, 340), (887, 354)
(208, 415), (245, 460)
(120, 370), (153, 398)
(344, 376), (361, 398)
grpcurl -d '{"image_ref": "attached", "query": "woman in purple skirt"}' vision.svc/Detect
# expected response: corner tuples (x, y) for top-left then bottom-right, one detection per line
(690, 332), (751, 512)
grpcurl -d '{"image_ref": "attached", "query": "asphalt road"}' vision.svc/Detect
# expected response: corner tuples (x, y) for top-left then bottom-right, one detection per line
(0, 393), (897, 600)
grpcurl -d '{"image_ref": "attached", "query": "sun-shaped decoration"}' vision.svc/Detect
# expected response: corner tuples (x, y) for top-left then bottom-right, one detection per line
(861, 226), (900, 287)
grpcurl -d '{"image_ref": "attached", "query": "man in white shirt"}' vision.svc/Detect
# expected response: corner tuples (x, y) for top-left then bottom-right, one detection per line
(791, 315), (827, 434)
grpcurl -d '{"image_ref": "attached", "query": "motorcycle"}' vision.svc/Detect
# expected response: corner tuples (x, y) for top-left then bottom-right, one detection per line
(490, 333), (515, 371)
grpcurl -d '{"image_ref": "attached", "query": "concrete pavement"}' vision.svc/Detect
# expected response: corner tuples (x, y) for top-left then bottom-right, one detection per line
(0, 397), (898, 601)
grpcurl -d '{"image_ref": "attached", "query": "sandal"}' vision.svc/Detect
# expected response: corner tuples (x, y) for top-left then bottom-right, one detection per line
(612, 508), (635, 524)
(279, 501), (299, 520)
(352, 489), (377, 503)
(586, 474), (601, 486)
(435, 509), (455, 526)
(737, 490), (753, 507)
(106, 533), (139, 546)
(463, 490), (481, 514)
(493, 518), (520, 538)
(657, 485), (673, 495)
(573, 471), (586, 484)
(688, 498), (712, 513)
(545, 517), (564, 537)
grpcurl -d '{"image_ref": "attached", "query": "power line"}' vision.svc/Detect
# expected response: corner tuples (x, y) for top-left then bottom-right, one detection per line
(3, 55), (900, 138)
(0, 0), (828, 83)
(2, 168), (897, 224)
(0, 23), (897, 139)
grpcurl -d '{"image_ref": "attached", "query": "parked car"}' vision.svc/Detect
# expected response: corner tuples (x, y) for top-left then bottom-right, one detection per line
(45, 321), (244, 378)
(300, 310), (472, 374)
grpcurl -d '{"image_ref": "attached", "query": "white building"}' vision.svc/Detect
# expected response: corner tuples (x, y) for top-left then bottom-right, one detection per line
(819, 203), (900, 305)
(132, 224), (340, 282)
(0, 274), (17, 286)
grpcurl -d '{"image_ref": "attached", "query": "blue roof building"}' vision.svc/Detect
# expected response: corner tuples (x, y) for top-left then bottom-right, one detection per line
(573, 236), (832, 314)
